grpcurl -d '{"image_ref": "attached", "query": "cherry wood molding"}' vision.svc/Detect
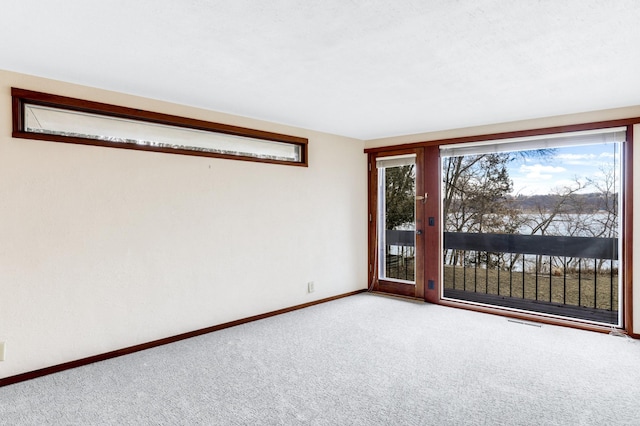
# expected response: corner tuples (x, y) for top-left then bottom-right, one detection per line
(414, 148), (426, 300)
(374, 280), (417, 297)
(624, 125), (634, 335)
(439, 298), (620, 335)
(11, 87), (309, 167)
(365, 117), (640, 154)
(368, 291), (426, 304)
(366, 119), (637, 336)
(367, 153), (377, 291)
(368, 147), (425, 298)
(0, 290), (365, 387)
(422, 145), (440, 304)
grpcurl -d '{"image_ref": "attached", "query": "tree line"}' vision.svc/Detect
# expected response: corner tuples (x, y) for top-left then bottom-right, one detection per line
(442, 151), (618, 273)
(383, 151), (619, 273)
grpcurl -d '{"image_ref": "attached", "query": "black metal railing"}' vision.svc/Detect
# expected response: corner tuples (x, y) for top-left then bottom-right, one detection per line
(443, 232), (619, 324)
(381, 230), (619, 324)
(384, 229), (415, 281)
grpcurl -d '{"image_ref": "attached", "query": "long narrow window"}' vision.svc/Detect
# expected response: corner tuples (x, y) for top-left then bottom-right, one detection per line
(12, 88), (308, 166)
(440, 127), (625, 326)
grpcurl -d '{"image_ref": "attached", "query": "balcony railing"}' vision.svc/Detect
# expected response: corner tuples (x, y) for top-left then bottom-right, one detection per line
(384, 229), (415, 281)
(384, 230), (619, 324)
(444, 232), (619, 325)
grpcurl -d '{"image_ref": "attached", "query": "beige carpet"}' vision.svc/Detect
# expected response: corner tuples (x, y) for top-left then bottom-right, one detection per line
(1, 293), (639, 425)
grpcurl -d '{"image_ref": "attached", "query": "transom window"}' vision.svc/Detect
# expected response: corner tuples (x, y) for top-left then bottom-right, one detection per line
(12, 88), (308, 167)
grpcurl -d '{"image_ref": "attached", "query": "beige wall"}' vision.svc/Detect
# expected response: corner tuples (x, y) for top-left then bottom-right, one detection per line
(0, 70), (368, 378)
(367, 109), (640, 335)
(2, 68), (638, 380)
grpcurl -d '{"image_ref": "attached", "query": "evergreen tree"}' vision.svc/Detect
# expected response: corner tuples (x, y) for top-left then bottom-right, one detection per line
(384, 165), (415, 230)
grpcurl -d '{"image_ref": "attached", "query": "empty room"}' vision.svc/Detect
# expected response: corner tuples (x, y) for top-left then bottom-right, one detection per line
(1, 1), (640, 424)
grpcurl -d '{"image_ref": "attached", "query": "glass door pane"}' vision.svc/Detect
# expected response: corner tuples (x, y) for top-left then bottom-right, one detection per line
(378, 155), (416, 284)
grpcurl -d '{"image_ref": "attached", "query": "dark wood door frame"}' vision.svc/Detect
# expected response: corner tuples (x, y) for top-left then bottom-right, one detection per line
(421, 145), (440, 304)
(366, 118), (638, 336)
(368, 148), (425, 298)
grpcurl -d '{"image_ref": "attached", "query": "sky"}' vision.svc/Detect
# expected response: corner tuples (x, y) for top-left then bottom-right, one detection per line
(508, 142), (621, 196)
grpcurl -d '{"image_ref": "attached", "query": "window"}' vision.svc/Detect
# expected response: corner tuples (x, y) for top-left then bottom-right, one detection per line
(12, 88), (308, 166)
(376, 154), (417, 284)
(440, 127), (625, 325)
(366, 120), (636, 333)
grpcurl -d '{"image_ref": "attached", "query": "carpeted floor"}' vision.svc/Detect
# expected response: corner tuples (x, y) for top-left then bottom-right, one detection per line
(1, 293), (639, 425)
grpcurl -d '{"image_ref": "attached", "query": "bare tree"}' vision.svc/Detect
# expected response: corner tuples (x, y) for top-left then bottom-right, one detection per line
(587, 164), (619, 273)
(443, 153), (514, 266)
(519, 178), (588, 274)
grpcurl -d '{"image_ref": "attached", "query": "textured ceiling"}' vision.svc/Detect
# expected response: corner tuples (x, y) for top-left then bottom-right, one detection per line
(1, 0), (640, 139)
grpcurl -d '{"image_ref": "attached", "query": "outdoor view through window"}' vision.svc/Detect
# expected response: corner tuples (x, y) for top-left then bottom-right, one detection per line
(378, 155), (416, 284)
(441, 128), (624, 325)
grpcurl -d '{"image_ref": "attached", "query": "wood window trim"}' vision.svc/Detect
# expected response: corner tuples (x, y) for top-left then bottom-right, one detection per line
(366, 118), (639, 336)
(12, 88), (308, 167)
(624, 125), (635, 337)
(364, 117), (640, 154)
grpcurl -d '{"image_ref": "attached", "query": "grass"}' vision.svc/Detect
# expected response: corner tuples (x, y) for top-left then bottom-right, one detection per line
(383, 253), (619, 312)
(443, 264), (619, 311)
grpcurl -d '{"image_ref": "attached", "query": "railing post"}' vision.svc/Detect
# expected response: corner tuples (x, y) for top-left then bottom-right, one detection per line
(578, 259), (582, 307)
(610, 258), (614, 311)
(485, 252), (489, 294)
(474, 251), (478, 293)
(509, 253), (513, 297)
(549, 255), (552, 303)
(522, 254), (525, 299)
(463, 250), (466, 291)
(452, 253), (456, 290)
(535, 255), (539, 301)
(563, 256), (567, 306)
(497, 255), (501, 296)
(594, 258), (597, 310)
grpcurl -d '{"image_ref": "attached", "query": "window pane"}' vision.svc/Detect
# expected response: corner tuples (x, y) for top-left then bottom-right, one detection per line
(378, 161), (416, 283)
(441, 129), (623, 326)
(24, 104), (302, 163)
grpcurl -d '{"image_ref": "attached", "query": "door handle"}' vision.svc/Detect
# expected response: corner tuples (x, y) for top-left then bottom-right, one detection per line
(416, 230), (423, 235)
(415, 193), (428, 203)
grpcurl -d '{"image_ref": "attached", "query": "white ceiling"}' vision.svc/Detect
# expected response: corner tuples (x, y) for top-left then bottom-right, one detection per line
(2, 0), (640, 140)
